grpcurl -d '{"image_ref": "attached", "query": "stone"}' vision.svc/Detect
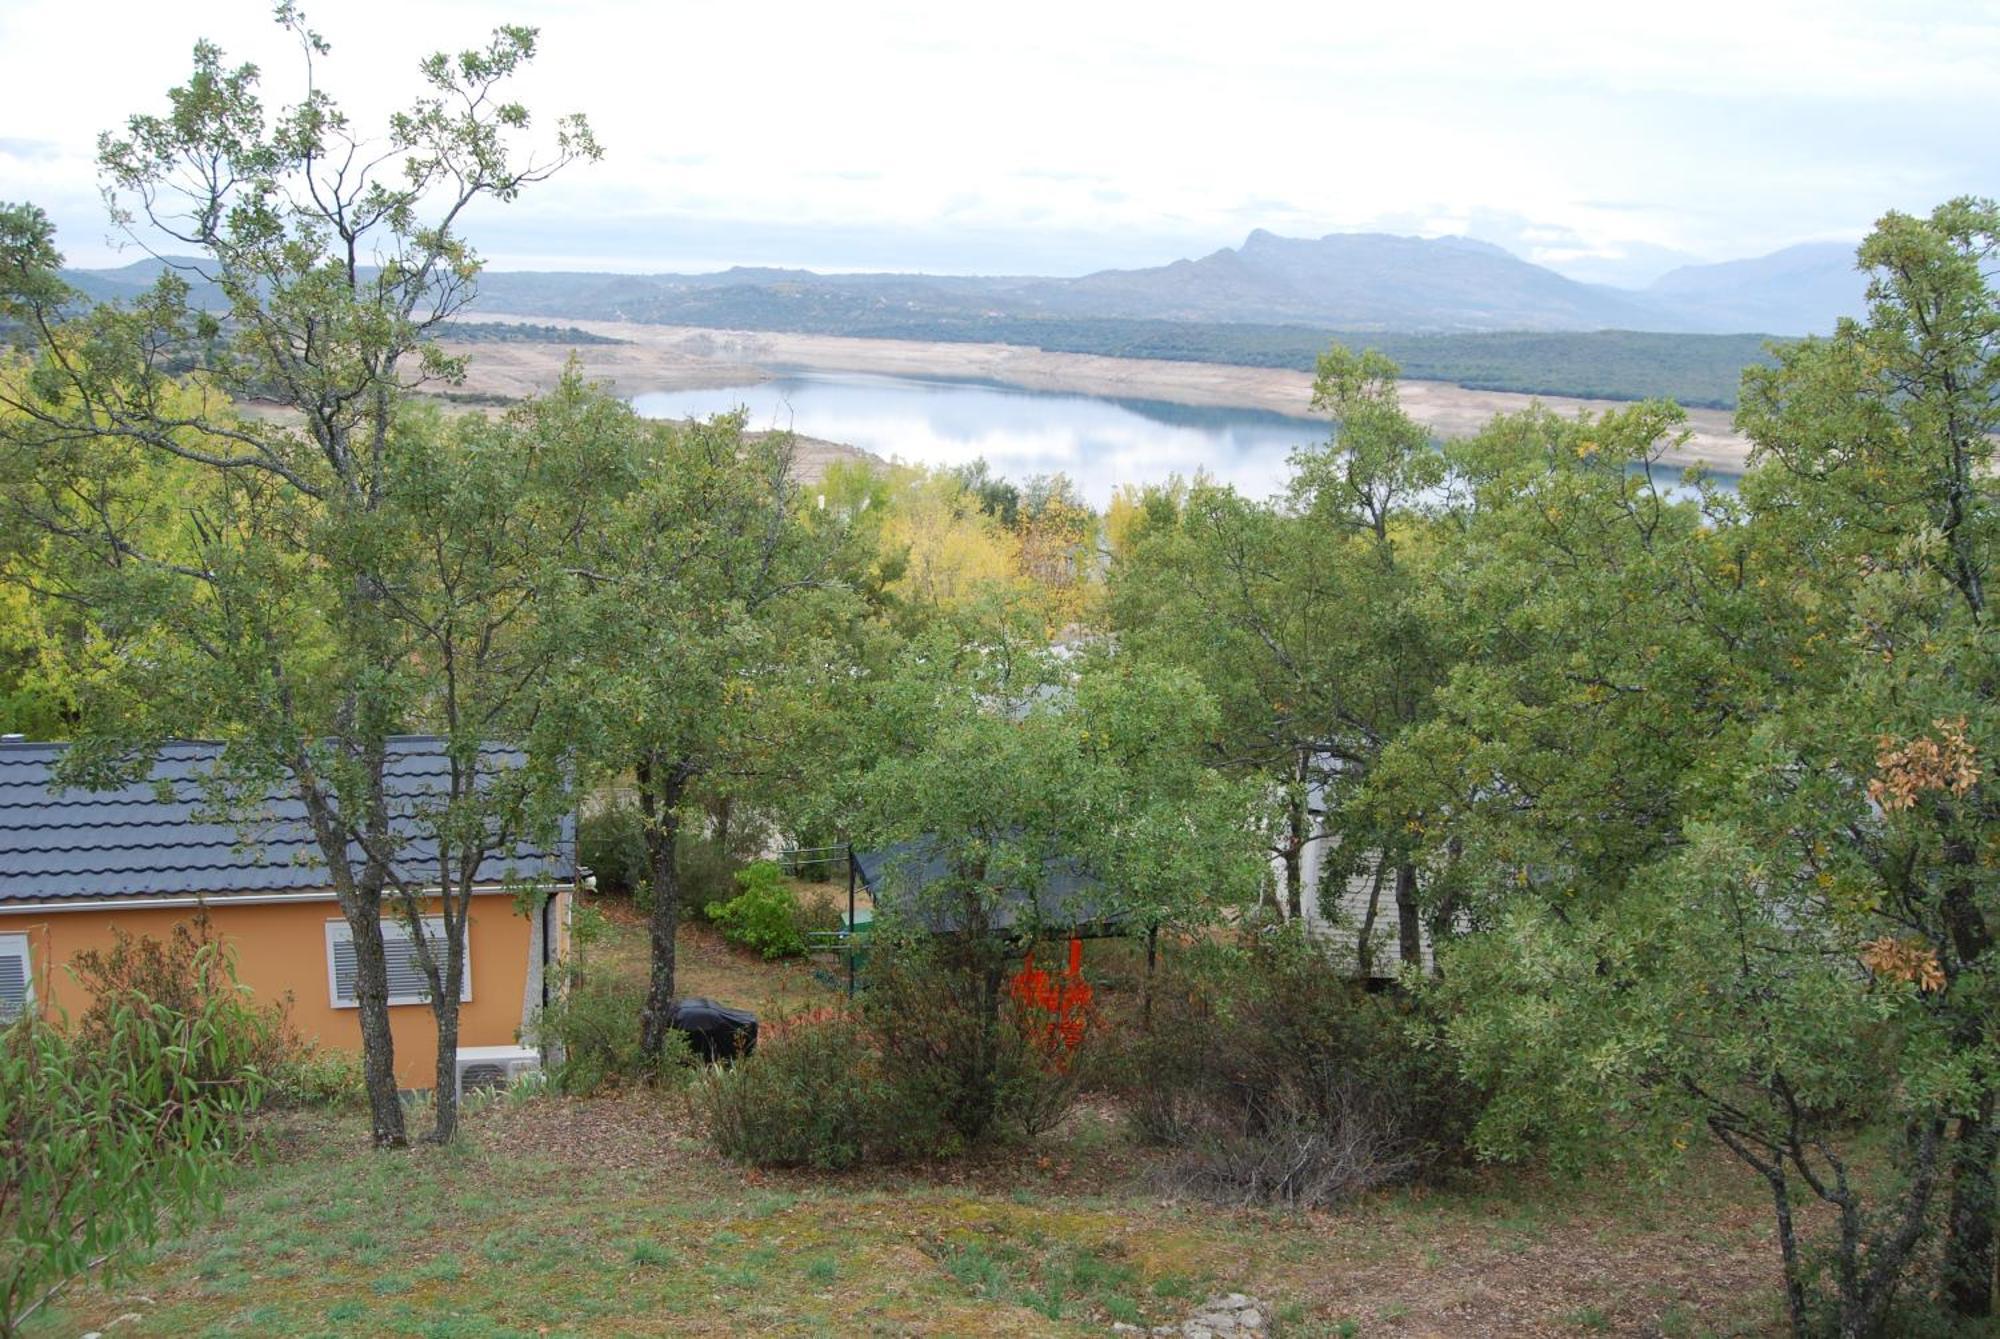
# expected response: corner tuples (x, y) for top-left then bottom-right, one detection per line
(1238, 1311), (1263, 1330)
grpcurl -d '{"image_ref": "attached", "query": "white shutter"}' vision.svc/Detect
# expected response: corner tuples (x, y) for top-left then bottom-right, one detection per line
(0, 934), (29, 1023)
(325, 919), (471, 1008)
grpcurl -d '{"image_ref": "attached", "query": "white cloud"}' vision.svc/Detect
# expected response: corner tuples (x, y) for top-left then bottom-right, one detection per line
(3, 0), (1994, 276)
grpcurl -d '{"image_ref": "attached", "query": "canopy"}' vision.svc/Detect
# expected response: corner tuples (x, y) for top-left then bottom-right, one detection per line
(852, 838), (1129, 936)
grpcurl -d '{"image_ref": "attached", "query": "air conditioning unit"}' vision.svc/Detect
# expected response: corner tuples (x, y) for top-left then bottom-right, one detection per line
(454, 1044), (543, 1099)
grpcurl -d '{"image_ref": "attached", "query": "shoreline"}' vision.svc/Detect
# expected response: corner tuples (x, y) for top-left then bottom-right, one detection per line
(441, 314), (1755, 474)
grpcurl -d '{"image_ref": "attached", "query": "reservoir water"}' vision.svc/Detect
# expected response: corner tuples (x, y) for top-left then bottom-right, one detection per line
(629, 372), (1327, 505)
(629, 371), (1737, 503)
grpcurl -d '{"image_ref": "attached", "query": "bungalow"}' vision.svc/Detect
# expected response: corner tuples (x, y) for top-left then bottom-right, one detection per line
(0, 736), (575, 1087)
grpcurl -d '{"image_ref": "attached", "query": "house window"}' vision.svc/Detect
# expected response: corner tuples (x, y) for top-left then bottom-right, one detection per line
(0, 933), (31, 1023)
(325, 918), (471, 1008)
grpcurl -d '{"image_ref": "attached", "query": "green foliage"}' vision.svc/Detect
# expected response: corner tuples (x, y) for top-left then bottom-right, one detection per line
(1119, 928), (1474, 1206)
(704, 861), (837, 959)
(528, 964), (694, 1095)
(69, 915), (357, 1112)
(0, 948), (261, 1333)
(578, 802), (649, 898)
(694, 1014), (922, 1170)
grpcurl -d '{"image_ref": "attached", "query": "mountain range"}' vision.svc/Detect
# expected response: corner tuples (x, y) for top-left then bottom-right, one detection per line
(59, 231), (1868, 340)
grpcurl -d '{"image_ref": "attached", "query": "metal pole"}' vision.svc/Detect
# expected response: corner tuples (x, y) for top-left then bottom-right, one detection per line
(847, 842), (857, 999)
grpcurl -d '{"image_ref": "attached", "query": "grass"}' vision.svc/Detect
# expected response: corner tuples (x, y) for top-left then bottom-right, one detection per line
(30, 902), (1792, 1338)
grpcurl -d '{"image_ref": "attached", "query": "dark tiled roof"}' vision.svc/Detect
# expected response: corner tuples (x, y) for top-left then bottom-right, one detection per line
(854, 839), (1127, 935)
(0, 738), (574, 904)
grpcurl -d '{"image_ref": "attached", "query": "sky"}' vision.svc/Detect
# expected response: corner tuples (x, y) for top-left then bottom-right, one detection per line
(2, 0), (1995, 287)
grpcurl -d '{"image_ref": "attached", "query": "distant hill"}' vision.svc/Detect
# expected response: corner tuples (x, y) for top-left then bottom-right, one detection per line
(56, 229), (1870, 407)
(58, 232), (1866, 339)
(1028, 230), (1692, 332)
(1647, 242), (1866, 336)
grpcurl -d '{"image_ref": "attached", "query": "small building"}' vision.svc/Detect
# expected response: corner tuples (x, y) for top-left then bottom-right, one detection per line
(0, 736), (574, 1087)
(1277, 776), (1436, 977)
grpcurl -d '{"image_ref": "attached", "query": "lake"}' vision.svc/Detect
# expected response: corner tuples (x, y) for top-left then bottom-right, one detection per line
(629, 371), (1738, 503)
(629, 372), (1328, 505)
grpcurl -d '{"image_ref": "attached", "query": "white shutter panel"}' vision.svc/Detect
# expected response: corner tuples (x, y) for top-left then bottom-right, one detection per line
(329, 934), (360, 1006)
(0, 935), (28, 1023)
(382, 924), (434, 1002)
(325, 919), (470, 1007)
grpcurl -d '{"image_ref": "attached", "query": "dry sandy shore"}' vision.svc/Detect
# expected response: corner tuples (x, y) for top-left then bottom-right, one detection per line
(442, 315), (1754, 474)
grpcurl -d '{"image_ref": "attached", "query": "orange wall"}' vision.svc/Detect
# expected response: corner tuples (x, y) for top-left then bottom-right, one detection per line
(7, 894), (554, 1088)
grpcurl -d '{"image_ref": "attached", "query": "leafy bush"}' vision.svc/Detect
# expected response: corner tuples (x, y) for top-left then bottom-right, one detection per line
(693, 1013), (927, 1169)
(262, 1047), (367, 1110)
(578, 802), (649, 897)
(529, 965), (692, 1094)
(674, 831), (741, 922)
(69, 914), (353, 1111)
(1, 947), (261, 1332)
(864, 935), (1095, 1144)
(1119, 927), (1476, 1207)
(705, 861), (838, 958)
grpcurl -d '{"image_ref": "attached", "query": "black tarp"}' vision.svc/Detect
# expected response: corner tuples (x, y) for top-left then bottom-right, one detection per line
(670, 997), (758, 1062)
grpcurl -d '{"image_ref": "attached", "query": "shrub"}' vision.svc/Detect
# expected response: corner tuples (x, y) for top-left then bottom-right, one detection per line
(577, 802), (649, 898)
(529, 965), (692, 1094)
(675, 831), (742, 922)
(705, 861), (839, 958)
(864, 935), (1095, 1144)
(2, 949), (261, 1331)
(1119, 927), (1476, 1208)
(693, 1013), (928, 1169)
(68, 915), (351, 1111)
(263, 1047), (367, 1110)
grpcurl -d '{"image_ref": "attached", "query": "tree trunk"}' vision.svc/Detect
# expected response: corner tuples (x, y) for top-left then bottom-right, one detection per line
(1395, 862), (1422, 971)
(1946, 1098), (1998, 1317)
(1765, 1170), (1809, 1339)
(1356, 855), (1387, 978)
(426, 916), (468, 1145)
(343, 897), (408, 1148)
(637, 754), (690, 1058)
(1942, 858), (1996, 1318)
(1285, 754), (1310, 921)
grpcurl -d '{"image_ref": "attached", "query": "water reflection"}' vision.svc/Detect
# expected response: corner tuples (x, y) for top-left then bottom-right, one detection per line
(628, 372), (1740, 504)
(629, 372), (1326, 505)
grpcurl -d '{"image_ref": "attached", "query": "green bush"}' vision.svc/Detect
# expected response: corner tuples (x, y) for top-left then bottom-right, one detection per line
(528, 965), (692, 1094)
(863, 935), (1095, 1144)
(675, 831), (741, 922)
(705, 861), (838, 958)
(578, 802), (649, 898)
(69, 914), (351, 1111)
(1118, 927), (1477, 1206)
(693, 1014), (925, 1169)
(2, 947), (261, 1331)
(263, 1046), (367, 1110)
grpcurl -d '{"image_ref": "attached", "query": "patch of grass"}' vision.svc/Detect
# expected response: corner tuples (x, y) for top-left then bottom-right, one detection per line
(1562, 1305), (1612, 1332)
(629, 1239), (674, 1268)
(803, 1254), (838, 1285)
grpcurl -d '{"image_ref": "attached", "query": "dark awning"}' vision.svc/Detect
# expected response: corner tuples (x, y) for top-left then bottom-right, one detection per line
(852, 838), (1130, 936)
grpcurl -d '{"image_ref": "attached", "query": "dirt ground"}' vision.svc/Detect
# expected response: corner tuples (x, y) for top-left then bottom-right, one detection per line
(436, 316), (1756, 475)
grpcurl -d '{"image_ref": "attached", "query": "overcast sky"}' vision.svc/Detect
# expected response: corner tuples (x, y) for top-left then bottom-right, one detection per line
(3, 0), (1995, 286)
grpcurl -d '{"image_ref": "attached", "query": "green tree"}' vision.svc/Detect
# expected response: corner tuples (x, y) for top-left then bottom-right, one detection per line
(0, 5), (597, 1146)
(540, 405), (851, 1058)
(853, 612), (1261, 1137)
(1433, 200), (2000, 1335)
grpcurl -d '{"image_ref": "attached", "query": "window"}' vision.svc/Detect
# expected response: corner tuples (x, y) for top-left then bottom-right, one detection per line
(0, 933), (31, 1023)
(325, 918), (470, 1008)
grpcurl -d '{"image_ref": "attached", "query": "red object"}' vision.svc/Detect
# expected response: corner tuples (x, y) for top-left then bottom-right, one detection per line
(1010, 935), (1093, 1057)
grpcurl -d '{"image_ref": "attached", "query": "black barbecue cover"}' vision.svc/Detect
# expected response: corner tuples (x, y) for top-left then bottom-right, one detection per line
(669, 997), (758, 1062)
